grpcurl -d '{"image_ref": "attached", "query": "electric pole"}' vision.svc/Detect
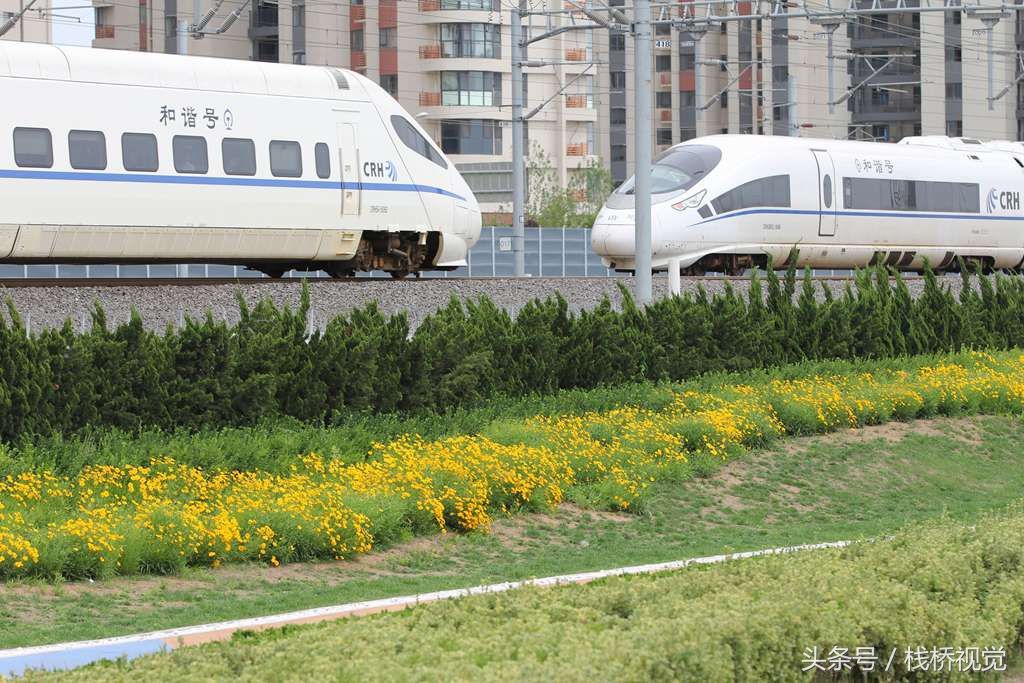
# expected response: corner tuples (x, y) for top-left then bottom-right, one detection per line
(511, 0), (525, 277)
(633, 0), (653, 305)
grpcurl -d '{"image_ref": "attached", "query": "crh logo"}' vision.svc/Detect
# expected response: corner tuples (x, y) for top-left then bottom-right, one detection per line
(987, 189), (1020, 212)
(363, 161), (399, 182)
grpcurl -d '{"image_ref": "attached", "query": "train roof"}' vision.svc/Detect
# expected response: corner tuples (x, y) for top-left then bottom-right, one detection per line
(676, 133), (1024, 161)
(0, 42), (368, 100)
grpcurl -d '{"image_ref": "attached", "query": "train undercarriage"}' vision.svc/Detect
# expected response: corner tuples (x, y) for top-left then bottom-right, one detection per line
(254, 231), (444, 279)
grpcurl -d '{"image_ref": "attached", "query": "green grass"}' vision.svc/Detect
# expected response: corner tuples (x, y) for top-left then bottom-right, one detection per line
(3, 413), (1023, 649)
(30, 457), (1024, 682)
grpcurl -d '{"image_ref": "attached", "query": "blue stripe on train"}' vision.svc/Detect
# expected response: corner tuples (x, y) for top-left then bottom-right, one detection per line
(696, 207), (1024, 224)
(0, 169), (466, 201)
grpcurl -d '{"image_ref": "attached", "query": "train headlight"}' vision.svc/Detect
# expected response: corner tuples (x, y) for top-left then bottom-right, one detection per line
(671, 190), (706, 211)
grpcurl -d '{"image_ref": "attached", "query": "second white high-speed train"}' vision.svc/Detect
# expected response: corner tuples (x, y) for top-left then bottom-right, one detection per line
(0, 42), (481, 278)
(592, 134), (1024, 274)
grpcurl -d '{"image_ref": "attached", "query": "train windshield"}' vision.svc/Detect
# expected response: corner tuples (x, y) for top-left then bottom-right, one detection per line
(616, 144), (722, 196)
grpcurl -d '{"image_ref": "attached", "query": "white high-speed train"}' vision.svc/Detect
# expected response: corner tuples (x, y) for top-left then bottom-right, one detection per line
(592, 134), (1024, 274)
(0, 42), (481, 278)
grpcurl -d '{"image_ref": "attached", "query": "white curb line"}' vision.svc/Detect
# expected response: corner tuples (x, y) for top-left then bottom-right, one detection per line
(0, 539), (851, 677)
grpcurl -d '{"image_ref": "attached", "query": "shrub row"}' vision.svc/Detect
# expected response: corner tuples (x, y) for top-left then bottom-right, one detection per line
(40, 504), (1024, 681)
(2, 265), (1023, 440)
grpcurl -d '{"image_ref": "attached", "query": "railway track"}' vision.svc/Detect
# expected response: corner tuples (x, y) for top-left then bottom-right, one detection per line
(0, 273), (921, 288)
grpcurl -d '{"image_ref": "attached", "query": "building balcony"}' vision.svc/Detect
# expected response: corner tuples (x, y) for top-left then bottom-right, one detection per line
(849, 29), (915, 49)
(95, 24), (115, 39)
(351, 51), (366, 69)
(659, 108), (672, 122)
(419, 44), (442, 59)
(565, 48), (588, 62)
(420, 0), (440, 9)
(419, 91), (442, 106)
(566, 143), (588, 156)
(658, 72), (672, 88)
(565, 94), (589, 108)
(851, 107), (919, 123)
(350, 3), (365, 22)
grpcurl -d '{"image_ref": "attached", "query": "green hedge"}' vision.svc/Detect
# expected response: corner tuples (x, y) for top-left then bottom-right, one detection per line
(39, 506), (1024, 681)
(2, 266), (1023, 441)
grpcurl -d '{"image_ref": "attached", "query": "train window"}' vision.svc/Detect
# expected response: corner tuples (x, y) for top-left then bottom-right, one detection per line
(270, 140), (302, 178)
(616, 144), (722, 196)
(823, 175), (832, 208)
(68, 130), (107, 170)
(173, 136), (209, 174)
(222, 138), (257, 176)
(13, 127), (53, 168)
(843, 177), (979, 213)
(711, 175), (790, 214)
(122, 133), (159, 172)
(390, 115), (449, 169)
(315, 142), (330, 179)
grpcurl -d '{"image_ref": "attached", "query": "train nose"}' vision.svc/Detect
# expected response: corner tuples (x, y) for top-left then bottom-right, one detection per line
(592, 208), (636, 258)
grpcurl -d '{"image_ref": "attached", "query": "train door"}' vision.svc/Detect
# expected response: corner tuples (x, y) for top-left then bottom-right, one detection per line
(811, 149), (837, 237)
(336, 120), (361, 216)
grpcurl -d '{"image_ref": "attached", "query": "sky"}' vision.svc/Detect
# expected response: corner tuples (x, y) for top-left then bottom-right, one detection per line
(49, 2), (94, 46)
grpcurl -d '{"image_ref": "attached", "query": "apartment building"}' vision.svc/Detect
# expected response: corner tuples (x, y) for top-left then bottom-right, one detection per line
(82, 0), (1024, 210)
(1, 0), (50, 43)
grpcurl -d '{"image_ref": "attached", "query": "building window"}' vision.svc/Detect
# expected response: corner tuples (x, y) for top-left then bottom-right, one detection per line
(611, 107), (626, 125)
(656, 54), (671, 72)
(610, 33), (625, 51)
(719, 54), (727, 72)
(680, 91), (695, 107)
(351, 29), (364, 51)
(441, 120), (503, 155)
(379, 27), (395, 48)
(121, 133), (158, 172)
(380, 74), (398, 97)
(655, 22), (670, 36)
(720, 92), (728, 108)
(945, 82), (962, 99)
(679, 53), (694, 70)
(172, 135), (208, 174)
(610, 71), (626, 91)
(441, 71), (502, 106)
(68, 130), (107, 171)
(611, 144), (626, 162)
(13, 127), (53, 168)
(222, 138), (257, 176)
(440, 23), (500, 58)
(946, 119), (963, 137)
(439, 0), (498, 8)
(657, 128), (672, 145)
(656, 91), (672, 108)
